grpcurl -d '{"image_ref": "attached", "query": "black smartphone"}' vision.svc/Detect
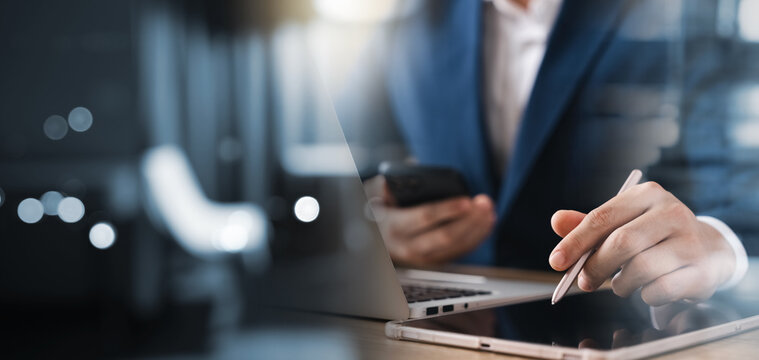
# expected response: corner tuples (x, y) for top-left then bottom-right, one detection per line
(379, 162), (470, 207)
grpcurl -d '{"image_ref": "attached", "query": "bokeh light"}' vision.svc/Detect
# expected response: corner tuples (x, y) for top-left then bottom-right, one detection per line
(739, 0), (759, 41)
(40, 191), (64, 216)
(68, 106), (93, 132)
(217, 224), (249, 252)
(43, 115), (68, 140)
(730, 122), (759, 147)
(58, 196), (85, 223)
(17, 198), (44, 224)
(294, 196), (320, 223)
(89, 222), (116, 250)
(313, 0), (420, 23)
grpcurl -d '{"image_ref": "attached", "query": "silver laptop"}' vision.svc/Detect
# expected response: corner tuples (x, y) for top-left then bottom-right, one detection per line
(258, 120), (553, 320)
(258, 189), (555, 320)
(255, 66), (554, 319)
(395, 268), (556, 319)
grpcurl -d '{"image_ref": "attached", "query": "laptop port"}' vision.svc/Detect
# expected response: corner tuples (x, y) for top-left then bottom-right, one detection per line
(442, 305), (454, 313)
(426, 307), (438, 316)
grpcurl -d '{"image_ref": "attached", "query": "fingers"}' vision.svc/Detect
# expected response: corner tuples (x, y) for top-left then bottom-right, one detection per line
(395, 195), (496, 264)
(649, 301), (691, 330)
(548, 181), (733, 307)
(640, 266), (717, 307)
(578, 210), (676, 291)
(551, 210), (586, 237)
(549, 182), (667, 271)
(611, 329), (637, 349)
(364, 175), (387, 199)
(610, 238), (688, 297)
(577, 338), (599, 349)
(385, 196), (472, 237)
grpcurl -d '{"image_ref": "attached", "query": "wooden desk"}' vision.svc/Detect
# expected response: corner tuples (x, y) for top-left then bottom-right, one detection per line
(270, 265), (759, 359)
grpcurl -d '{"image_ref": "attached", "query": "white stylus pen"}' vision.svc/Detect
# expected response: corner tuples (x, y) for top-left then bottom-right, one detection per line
(551, 169), (643, 305)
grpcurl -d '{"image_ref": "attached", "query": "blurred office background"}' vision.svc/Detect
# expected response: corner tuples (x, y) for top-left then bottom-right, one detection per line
(0, 0), (369, 358)
(1, 0), (759, 358)
(678, 0), (759, 254)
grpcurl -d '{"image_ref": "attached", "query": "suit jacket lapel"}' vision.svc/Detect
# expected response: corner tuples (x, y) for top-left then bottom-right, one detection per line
(496, 0), (629, 216)
(387, 1), (497, 197)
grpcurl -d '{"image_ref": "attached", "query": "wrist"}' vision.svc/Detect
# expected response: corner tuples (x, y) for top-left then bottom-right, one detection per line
(696, 220), (735, 286)
(696, 216), (749, 290)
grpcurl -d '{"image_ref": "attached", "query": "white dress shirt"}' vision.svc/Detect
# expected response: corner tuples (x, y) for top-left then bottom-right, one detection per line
(482, 0), (747, 288)
(483, 0), (562, 174)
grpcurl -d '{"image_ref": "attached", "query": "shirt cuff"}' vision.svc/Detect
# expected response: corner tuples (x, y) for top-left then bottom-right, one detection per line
(696, 215), (748, 290)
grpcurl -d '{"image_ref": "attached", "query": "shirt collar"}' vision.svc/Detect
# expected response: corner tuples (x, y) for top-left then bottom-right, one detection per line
(488, 0), (562, 21)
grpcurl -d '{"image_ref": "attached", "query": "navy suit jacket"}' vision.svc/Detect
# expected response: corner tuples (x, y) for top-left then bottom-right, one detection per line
(353, 0), (756, 268)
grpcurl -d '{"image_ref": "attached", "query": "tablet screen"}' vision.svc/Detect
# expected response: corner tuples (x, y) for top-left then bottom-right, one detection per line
(401, 290), (759, 350)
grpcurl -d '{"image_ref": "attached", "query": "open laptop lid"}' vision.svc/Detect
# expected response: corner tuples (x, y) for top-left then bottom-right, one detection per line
(251, 36), (410, 319)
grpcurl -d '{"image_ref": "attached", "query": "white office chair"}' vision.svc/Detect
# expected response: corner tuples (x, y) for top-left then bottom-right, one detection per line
(141, 145), (268, 260)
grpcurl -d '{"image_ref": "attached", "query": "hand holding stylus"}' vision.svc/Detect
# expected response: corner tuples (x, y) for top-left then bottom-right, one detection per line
(549, 170), (738, 306)
(551, 170), (643, 304)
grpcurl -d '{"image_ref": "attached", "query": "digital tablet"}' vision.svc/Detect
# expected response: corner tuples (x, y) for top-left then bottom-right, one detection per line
(386, 290), (759, 359)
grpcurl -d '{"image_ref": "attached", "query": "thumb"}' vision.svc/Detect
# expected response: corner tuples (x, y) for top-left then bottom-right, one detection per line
(551, 210), (586, 237)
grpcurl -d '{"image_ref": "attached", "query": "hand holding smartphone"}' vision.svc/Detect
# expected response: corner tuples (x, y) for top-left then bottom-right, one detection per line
(371, 162), (493, 266)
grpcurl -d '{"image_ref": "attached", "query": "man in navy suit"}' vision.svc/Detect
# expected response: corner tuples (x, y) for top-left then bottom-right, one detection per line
(352, 0), (751, 306)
